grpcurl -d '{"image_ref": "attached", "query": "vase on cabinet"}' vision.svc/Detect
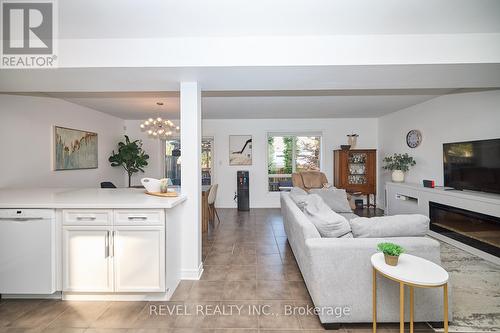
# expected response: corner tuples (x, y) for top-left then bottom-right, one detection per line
(391, 170), (405, 183)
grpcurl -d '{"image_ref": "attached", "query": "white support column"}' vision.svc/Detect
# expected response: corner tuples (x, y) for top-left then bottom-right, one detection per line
(179, 82), (203, 279)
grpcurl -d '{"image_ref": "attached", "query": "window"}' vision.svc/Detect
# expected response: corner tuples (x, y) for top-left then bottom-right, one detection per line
(267, 134), (321, 192)
(164, 137), (214, 186)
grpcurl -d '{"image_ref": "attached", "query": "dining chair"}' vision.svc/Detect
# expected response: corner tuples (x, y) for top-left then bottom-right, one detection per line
(207, 184), (220, 226)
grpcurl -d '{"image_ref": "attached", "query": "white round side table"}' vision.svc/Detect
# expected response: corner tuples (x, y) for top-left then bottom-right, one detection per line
(371, 253), (449, 333)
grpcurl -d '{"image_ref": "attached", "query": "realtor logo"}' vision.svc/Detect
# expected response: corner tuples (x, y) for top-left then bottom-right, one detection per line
(1, 0), (57, 68)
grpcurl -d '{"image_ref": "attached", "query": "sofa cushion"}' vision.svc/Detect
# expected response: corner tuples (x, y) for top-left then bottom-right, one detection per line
(303, 194), (352, 238)
(349, 214), (430, 238)
(339, 212), (360, 221)
(289, 186), (309, 210)
(309, 188), (352, 213)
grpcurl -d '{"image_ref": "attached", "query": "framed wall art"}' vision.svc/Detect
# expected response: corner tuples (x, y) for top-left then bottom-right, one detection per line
(54, 126), (98, 170)
(229, 135), (252, 165)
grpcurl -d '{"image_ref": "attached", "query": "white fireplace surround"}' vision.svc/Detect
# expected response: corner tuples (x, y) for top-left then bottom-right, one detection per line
(385, 182), (500, 265)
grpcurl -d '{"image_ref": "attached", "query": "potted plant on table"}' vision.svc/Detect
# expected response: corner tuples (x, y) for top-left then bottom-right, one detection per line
(377, 242), (405, 266)
(109, 135), (149, 187)
(382, 153), (416, 182)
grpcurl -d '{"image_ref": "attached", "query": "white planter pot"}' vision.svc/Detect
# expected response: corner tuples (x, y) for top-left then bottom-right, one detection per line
(391, 170), (405, 183)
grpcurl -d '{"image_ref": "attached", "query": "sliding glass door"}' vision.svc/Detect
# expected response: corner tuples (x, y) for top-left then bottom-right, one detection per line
(164, 138), (214, 186)
(201, 138), (213, 185)
(165, 139), (181, 185)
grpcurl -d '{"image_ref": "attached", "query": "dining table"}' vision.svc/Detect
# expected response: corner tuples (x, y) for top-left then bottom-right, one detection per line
(137, 184), (211, 233)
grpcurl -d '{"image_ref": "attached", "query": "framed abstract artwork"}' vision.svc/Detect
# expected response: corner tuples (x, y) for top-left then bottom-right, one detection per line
(229, 135), (252, 165)
(54, 126), (98, 170)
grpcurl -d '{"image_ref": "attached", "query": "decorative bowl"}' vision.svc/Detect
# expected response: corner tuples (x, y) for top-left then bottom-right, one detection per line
(141, 178), (161, 193)
(340, 145), (351, 151)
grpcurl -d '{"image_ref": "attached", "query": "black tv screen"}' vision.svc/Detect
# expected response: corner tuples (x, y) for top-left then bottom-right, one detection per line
(443, 138), (500, 194)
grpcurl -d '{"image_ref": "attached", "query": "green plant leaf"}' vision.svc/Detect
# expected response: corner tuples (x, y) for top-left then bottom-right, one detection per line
(382, 153), (416, 172)
(377, 242), (405, 256)
(109, 136), (150, 187)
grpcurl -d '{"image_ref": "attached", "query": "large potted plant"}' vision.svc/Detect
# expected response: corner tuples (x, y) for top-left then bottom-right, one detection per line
(109, 135), (149, 187)
(382, 153), (416, 182)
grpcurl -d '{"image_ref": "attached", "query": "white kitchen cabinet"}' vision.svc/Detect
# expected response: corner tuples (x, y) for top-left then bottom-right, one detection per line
(62, 226), (113, 292)
(63, 210), (112, 226)
(62, 209), (166, 294)
(114, 226), (165, 292)
(114, 210), (165, 226)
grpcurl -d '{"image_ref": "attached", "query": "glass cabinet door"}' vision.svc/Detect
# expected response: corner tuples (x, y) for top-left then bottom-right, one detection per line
(347, 152), (367, 185)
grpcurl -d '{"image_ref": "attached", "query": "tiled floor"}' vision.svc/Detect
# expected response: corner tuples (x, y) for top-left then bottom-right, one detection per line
(0, 208), (434, 333)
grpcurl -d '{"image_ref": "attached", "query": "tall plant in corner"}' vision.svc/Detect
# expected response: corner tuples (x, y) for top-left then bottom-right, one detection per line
(109, 135), (149, 187)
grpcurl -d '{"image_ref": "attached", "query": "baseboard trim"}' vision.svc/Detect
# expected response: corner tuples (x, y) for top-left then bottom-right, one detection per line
(180, 262), (204, 280)
(429, 230), (500, 266)
(62, 292), (170, 301)
(1, 291), (62, 300)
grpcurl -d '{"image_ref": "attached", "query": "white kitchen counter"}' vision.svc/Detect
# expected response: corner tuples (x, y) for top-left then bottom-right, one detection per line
(0, 188), (187, 209)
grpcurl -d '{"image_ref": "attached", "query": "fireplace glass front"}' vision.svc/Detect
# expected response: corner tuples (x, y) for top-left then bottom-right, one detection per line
(429, 201), (500, 257)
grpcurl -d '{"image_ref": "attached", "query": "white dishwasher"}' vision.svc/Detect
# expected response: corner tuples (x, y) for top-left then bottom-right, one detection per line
(0, 209), (56, 294)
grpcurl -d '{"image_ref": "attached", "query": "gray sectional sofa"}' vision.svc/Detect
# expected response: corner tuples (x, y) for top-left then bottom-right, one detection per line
(280, 192), (452, 328)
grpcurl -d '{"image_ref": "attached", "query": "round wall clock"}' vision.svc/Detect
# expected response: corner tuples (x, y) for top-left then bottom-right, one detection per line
(406, 130), (422, 148)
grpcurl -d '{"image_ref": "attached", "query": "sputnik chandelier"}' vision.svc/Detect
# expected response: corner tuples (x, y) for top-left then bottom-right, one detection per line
(140, 102), (180, 140)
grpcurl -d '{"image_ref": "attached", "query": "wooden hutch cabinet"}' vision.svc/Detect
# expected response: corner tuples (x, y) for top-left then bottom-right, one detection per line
(334, 149), (377, 207)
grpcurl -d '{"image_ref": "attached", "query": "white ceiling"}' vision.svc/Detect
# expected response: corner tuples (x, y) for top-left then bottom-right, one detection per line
(200, 91), (454, 119)
(45, 92), (180, 120)
(45, 89), (463, 119)
(59, 0), (500, 39)
(5, 63), (499, 120)
(2, 1), (497, 120)
(3, 64), (500, 93)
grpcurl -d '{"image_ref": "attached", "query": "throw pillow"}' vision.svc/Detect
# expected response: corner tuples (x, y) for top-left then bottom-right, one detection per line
(349, 214), (430, 238)
(289, 187), (309, 210)
(303, 194), (352, 238)
(309, 188), (352, 213)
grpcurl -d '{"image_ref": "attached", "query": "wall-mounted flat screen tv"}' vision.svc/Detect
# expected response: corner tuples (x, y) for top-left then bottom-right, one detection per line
(443, 138), (500, 194)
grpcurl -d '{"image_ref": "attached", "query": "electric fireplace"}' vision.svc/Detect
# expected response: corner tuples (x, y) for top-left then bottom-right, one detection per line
(429, 202), (500, 257)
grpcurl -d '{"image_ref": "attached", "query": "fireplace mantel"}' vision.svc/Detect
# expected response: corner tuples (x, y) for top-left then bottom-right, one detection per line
(386, 182), (500, 218)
